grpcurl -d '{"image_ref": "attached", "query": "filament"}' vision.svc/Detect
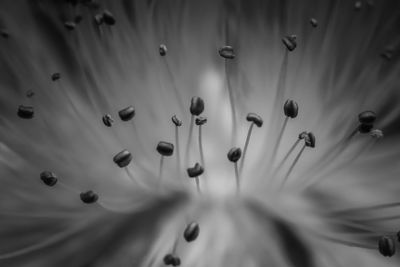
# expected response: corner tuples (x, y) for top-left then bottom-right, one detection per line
(225, 59), (237, 146)
(175, 125), (181, 178)
(272, 138), (301, 177)
(234, 162), (240, 195)
(195, 177), (201, 194)
(270, 116), (289, 168)
(282, 144), (306, 187)
(239, 122), (254, 174)
(198, 125), (205, 172)
(184, 115), (194, 167)
(158, 155), (164, 186)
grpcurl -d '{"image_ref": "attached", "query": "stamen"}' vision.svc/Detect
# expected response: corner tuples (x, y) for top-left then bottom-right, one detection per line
(187, 162), (204, 193)
(26, 90), (35, 98)
(183, 221), (200, 242)
(185, 97), (204, 167)
(227, 147), (242, 194)
(196, 116), (207, 172)
(240, 113), (263, 173)
(219, 46), (237, 145)
(271, 99), (299, 166)
(172, 115), (182, 176)
(282, 132), (315, 187)
(156, 141), (174, 184)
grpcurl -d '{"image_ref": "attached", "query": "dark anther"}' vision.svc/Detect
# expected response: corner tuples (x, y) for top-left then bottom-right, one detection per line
(218, 46), (235, 59)
(51, 73), (61, 81)
(298, 131), (308, 140)
(171, 115), (182, 126)
(195, 116), (207, 126)
(246, 113), (263, 127)
(64, 21), (76, 31)
(103, 10), (116, 25)
(227, 147), (242, 162)
(163, 254), (173, 265)
(378, 236), (395, 257)
(305, 132), (316, 148)
(358, 124), (374, 134)
(113, 149), (132, 168)
(17, 105), (34, 119)
(118, 106), (135, 121)
(80, 190), (99, 204)
(159, 44), (167, 56)
(190, 97), (205, 116)
(187, 163), (204, 178)
(184, 222), (200, 242)
(358, 111), (376, 125)
(157, 141), (174, 156)
(283, 99), (299, 118)
(310, 18), (318, 27)
(102, 114), (114, 127)
(40, 171), (58, 187)
(282, 35), (297, 51)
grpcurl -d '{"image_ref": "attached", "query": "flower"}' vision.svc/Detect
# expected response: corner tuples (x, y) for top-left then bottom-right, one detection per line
(1, 1), (400, 267)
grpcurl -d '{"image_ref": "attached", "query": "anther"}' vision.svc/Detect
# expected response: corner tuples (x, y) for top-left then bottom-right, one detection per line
(183, 222), (200, 242)
(228, 147), (242, 194)
(195, 116), (207, 126)
(358, 123), (374, 134)
(40, 171), (58, 186)
(64, 21), (76, 31)
(378, 236), (395, 257)
(156, 142), (172, 185)
(102, 114), (114, 127)
(358, 111), (376, 124)
(113, 149), (132, 168)
(26, 90), (35, 98)
(103, 10), (116, 25)
(370, 129), (383, 139)
(187, 163), (204, 177)
(51, 73), (61, 81)
(283, 99), (299, 118)
(310, 18), (318, 28)
(218, 46), (235, 59)
(246, 113), (263, 127)
(282, 35), (297, 52)
(187, 163), (204, 193)
(118, 106), (135, 121)
(172, 115), (182, 127)
(94, 13), (104, 26)
(157, 142), (174, 157)
(171, 257), (181, 266)
(354, 1), (362, 11)
(17, 105), (34, 119)
(228, 147), (242, 163)
(163, 254), (174, 265)
(240, 113), (263, 173)
(305, 132), (316, 148)
(80, 190), (99, 204)
(159, 44), (168, 56)
(190, 97), (205, 116)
